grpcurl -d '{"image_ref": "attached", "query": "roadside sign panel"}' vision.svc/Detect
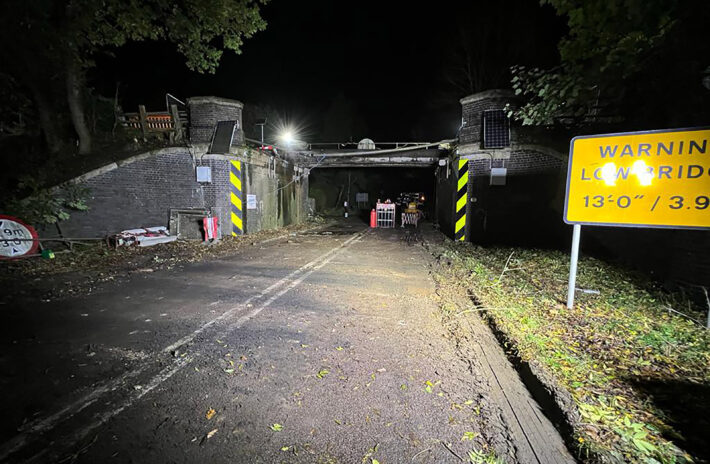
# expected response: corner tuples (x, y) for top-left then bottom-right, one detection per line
(0, 215), (38, 258)
(246, 194), (257, 210)
(564, 127), (710, 229)
(355, 192), (368, 203)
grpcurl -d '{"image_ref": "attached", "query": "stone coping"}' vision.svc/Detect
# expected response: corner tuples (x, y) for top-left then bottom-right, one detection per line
(460, 89), (515, 105)
(187, 96), (244, 108)
(65, 145), (302, 185)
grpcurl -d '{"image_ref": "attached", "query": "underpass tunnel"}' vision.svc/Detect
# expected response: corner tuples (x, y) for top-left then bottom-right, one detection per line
(308, 167), (436, 224)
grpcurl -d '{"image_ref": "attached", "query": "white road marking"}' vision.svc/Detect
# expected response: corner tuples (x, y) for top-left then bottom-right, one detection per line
(2, 365), (150, 460)
(1, 230), (365, 463)
(161, 232), (362, 354)
(25, 357), (192, 464)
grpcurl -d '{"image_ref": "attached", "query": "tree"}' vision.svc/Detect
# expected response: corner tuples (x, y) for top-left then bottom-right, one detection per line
(442, 3), (551, 98)
(511, 0), (710, 127)
(0, 74), (34, 140)
(0, 0), (268, 155)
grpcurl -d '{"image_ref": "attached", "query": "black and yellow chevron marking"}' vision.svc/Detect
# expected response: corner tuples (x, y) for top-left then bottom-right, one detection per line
(455, 158), (469, 241)
(230, 160), (244, 236)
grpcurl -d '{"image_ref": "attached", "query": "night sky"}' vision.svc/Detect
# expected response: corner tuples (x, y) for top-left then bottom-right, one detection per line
(93, 0), (565, 143)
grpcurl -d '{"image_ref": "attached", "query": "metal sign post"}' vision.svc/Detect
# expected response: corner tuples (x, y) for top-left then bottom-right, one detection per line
(566, 224), (581, 309)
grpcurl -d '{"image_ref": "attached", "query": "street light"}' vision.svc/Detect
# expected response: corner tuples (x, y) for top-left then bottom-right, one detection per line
(279, 129), (295, 146)
(255, 118), (267, 149)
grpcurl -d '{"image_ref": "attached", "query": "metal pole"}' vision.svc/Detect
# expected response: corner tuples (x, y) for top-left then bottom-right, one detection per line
(567, 224), (582, 309)
(702, 287), (710, 330)
(260, 125), (264, 149)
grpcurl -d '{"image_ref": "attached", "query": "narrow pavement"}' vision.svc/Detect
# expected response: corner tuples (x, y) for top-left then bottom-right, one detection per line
(0, 220), (575, 463)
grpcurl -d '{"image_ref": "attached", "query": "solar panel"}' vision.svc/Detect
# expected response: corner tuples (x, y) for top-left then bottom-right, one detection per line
(209, 120), (237, 154)
(482, 110), (510, 149)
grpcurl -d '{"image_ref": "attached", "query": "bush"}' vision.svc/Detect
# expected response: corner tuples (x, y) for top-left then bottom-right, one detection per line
(4, 177), (90, 226)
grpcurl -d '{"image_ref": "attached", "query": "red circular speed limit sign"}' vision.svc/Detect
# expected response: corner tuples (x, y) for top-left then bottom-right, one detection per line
(0, 215), (39, 258)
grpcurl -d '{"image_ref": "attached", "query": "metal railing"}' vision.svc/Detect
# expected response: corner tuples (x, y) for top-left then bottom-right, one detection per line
(306, 141), (432, 150)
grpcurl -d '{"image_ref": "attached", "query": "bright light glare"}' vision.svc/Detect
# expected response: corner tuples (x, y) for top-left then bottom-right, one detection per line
(279, 130), (295, 145)
(600, 162), (617, 186)
(632, 160), (653, 186)
(271, 116), (310, 149)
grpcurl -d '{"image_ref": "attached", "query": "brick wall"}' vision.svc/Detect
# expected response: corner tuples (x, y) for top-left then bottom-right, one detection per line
(59, 149), (230, 238)
(455, 90), (568, 245)
(459, 89), (516, 145)
(200, 155), (231, 236)
(467, 150), (563, 178)
(435, 163), (456, 237)
(187, 96), (244, 145)
(59, 147), (308, 239)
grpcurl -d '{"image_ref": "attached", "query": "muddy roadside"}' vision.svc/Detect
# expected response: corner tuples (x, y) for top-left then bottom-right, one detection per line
(423, 236), (709, 463)
(419, 230), (576, 464)
(0, 221), (328, 304)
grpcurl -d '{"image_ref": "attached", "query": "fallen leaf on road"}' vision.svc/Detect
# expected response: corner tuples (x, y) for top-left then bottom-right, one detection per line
(336, 346), (344, 351)
(206, 408), (216, 420)
(461, 431), (479, 441)
(372, 460), (380, 464)
(224, 368), (235, 374)
(270, 423), (283, 432)
(317, 369), (329, 379)
(281, 446), (290, 451)
(206, 429), (218, 439)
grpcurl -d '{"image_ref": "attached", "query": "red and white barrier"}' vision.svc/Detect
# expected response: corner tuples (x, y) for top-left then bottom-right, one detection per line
(203, 216), (219, 241)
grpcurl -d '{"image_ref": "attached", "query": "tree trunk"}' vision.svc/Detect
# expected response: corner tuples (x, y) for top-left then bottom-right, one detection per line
(29, 85), (63, 154)
(65, 60), (91, 154)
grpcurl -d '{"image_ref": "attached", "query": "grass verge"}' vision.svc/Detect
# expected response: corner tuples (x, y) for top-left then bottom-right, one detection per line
(432, 242), (710, 464)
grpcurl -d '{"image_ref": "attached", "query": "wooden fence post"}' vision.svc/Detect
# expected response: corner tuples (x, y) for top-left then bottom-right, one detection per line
(138, 105), (148, 140)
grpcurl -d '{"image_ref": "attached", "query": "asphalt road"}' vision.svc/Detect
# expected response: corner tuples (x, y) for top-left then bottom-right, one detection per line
(0, 220), (575, 464)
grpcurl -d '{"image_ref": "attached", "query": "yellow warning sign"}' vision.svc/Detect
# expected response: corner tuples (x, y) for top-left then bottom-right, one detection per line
(565, 127), (710, 229)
